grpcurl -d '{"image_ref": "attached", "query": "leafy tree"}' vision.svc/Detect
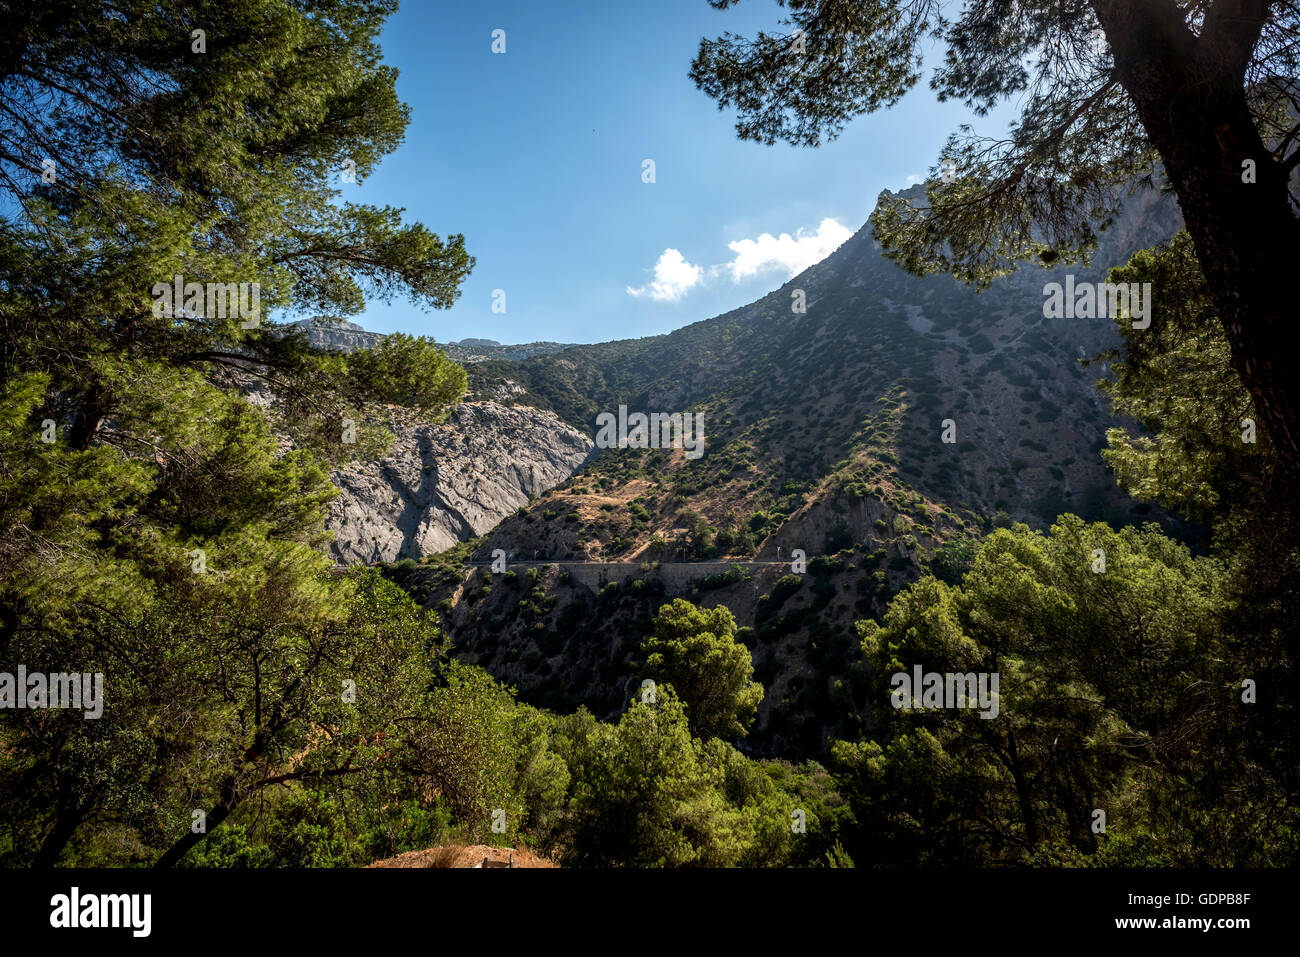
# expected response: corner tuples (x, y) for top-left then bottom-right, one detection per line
(556, 690), (752, 866)
(0, 568), (448, 867)
(1094, 232), (1292, 578)
(506, 704), (572, 854)
(0, 2), (482, 868)
(706, 740), (849, 866)
(0, 0), (471, 644)
(833, 516), (1299, 865)
(691, 0), (1300, 472)
(642, 598), (764, 740)
(180, 789), (370, 868)
(677, 509), (717, 559)
(1, 0), (471, 455)
(176, 823), (273, 869)
(399, 661), (529, 845)
(1091, 233), (1299, 846)
(928, 535), (977, 585)
(256, 791), (366, 868)
(0, 372), (153, 636)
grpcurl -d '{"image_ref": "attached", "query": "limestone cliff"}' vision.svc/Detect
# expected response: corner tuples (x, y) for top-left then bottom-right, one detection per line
(326, 401), (593, 564)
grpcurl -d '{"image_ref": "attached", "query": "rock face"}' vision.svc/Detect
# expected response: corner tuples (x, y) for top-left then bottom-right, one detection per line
(283, 318), (576, 363)
(326, 401), (594, 564)
(268, 317), (592, 563)
(284, 317), (383, 353)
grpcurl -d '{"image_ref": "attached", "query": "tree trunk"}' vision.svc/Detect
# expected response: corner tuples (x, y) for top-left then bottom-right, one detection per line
(1100, 1), (1300, 475)
(32, 804), (84, 868)
(1143, 97), (1300, 473)
(68, 386), (105, 451)
(1005, 731), (1039, 848)
(154, 776), (239, 868)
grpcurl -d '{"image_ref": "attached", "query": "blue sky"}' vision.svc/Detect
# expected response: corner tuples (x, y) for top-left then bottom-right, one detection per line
(348, 0), (1016, 346)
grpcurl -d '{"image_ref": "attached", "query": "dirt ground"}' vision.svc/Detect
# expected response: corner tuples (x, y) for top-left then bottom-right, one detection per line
(367, 844), (557, 868)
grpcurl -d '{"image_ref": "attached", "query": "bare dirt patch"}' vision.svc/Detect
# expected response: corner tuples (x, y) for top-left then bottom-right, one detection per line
(367, 844), (557, 868)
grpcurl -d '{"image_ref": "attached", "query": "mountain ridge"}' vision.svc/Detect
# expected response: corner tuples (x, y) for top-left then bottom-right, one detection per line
(367, 178), (1189, 754)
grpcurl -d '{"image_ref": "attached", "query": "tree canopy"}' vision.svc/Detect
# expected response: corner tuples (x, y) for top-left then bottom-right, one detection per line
(0, 0), (473, 866)
(642, 598), (765, 740)
(692, 0), (1300, 473)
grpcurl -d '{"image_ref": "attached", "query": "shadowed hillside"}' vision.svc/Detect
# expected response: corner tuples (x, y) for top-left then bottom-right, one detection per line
(390, 179), (1189, 758)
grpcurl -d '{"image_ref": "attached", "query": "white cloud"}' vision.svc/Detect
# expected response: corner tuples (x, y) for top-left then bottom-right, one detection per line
(626, 218), (853, 303)
(725, 217), (853, 282)
(626, 248), (702, 302)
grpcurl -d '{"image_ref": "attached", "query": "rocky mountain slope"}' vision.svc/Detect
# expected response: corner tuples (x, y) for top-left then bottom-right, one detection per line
(326, 401), (593, 565)
(461, 180), (1184, 558)
(385, 180), (1189, 756)
(344, 178), (1187, 756)
(275, 318), (592, 564)
(284, 317), (384, 353)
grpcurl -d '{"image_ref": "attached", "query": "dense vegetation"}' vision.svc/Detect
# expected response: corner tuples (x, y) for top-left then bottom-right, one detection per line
(398, 234), (1297, 865)
(0, 0), (474, 866)
(1, 1), (1294, 868)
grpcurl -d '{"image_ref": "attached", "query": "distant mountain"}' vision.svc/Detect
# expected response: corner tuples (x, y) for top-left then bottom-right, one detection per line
(464, 181), (1183, 544)
(440, 339), (577, 363)
(381, 180), (1189, 754)
(318, 180), (1187, 754)
(285, 317), (383, 353)
(284, 317), (576, 364)
(273, 319), (589, 564)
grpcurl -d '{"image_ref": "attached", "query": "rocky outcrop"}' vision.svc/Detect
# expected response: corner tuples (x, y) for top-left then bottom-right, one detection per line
(283, 318), (575, 363)
(326, 401), (594, 564)
(284, 317), (384, 353)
